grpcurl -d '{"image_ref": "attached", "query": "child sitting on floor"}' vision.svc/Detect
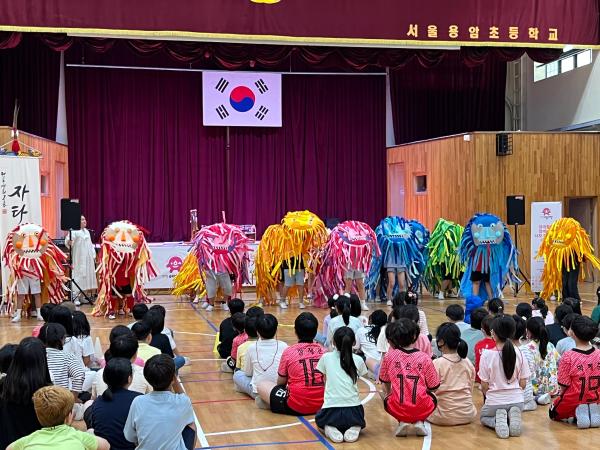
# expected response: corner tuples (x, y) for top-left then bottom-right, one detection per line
(223, 312), (246, 372)
(127, 304), (149, 329)
(475, 315), (496, 384)
(256, 312), (325, 416)
(379, 319), (439, 437)
(356, 309), (387, 378)
(549, 315), (600, 428)
(429, 322), (477, 426)
(316, 327), (367, 443)
(217, 299), (245, 360)
(31, 303), (56, 338)
(233, 310), (263, 395)
(7, 385), (109, 450)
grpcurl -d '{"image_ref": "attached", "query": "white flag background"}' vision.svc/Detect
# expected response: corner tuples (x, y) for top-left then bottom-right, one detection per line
(530, 201), (562, 292)
(0, 156), (43, 298)
(202, 71), (282, 127)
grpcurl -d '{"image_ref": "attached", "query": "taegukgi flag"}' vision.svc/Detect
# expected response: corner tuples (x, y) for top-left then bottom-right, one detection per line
(202, 71), (282, 127)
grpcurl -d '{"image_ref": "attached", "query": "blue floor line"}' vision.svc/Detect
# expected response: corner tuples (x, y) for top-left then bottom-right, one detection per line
(195, 438), (319, 449)
(190, 302), (219, 333)
(298, 417), (335, 450)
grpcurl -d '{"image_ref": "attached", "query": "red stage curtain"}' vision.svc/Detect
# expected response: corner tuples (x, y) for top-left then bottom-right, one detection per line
(65, 67), (228, 241)
(228, 75), (387, 235)
(390, 51), (508, 144)
(0, 34), (60, 139)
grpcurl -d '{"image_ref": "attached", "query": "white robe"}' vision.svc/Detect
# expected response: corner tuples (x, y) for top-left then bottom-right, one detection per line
(65, 229), (98, 292)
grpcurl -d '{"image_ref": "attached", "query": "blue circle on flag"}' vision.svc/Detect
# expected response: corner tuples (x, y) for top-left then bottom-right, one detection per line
(229, 86), (256, 112)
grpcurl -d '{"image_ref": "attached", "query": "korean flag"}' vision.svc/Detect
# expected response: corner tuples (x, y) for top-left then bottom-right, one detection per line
(202, 71), (282, 127)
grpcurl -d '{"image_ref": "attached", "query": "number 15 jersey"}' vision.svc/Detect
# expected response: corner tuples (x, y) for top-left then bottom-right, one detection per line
(379, 347), (440, 422)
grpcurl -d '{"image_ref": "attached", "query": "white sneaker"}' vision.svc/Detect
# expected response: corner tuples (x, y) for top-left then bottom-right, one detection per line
(324, 425), (344, 443)
(108, 313), (116, 320)
(394, 422), (409, 437)
(37, 314), (44, 321)
(192, 297), (199, 304)
(298, 302), (306, 309)
(200, 302), (209, 309)
(536, 393), (551, 405)
(361, 302), (369, 311)
(222, 303), (229, 312)
(343, 426), (361, 442)
(10, 314), (21, 323)
(184, 357), (191, 366)
(279, 301), (288, 309)
(205, 305), (214, 312)
(74, 299), (81, 306)
(414, 421), (428, 436)
(386, 299), (393, 306)
(437, 292), (445, 300)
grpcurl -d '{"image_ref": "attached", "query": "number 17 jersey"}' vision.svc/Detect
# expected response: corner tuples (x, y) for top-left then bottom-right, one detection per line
(379, 347), (440, 422)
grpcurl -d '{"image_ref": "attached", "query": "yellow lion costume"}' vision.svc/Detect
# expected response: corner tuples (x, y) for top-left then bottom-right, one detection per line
(537, 217), (600, 300)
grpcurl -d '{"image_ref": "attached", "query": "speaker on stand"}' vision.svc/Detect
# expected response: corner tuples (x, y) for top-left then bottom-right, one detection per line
(506, 195), (529, 295)
(60, 199), (92, 305)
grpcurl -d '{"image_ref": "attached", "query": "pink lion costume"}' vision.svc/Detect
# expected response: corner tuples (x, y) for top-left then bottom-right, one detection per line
(2, 223), (68, 315)
(314, 220), (379, 307)
(93, 220), (158, 317)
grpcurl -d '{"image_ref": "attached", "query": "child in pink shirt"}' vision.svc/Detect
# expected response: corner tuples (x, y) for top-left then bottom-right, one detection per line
(478, 315), (531, 439)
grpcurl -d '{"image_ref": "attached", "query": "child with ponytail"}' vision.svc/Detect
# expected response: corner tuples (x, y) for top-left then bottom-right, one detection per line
(524, 317), (559, 404)
(531, 297), (554, 326)
(379, 319), (440, 437)
(327, 294), (362, 350)
(88, 357), (140, 450)
(316, 327), (367, 443)
(429, 323), (477, 426)
(512, 315), (536, 411)
(478, 315), (531, 439)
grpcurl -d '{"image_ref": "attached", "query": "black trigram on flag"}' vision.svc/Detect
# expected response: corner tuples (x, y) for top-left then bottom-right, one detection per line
(216, 105), (230, 120)
(255, 79), (269, 94)
(255, 106), (269, 120)
(215, 78), (229, 93)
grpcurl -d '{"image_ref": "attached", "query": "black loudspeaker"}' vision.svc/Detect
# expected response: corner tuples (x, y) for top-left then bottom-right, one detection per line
(506, 195), (525, 225)
(60, 199), (81, 231)
(496, 133), (513, 156)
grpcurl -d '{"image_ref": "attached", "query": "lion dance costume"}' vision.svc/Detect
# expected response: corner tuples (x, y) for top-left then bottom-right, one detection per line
(173, 223), (251, 302)
(313, 220), (380, 307)
(2, 223), (68, 316)
(423, 219), (464, 296)
(93, 221), (158, 317)
(254, 211), (327, 305)
(459, 213), (518, 300)
(367, 216), (427, 299)
(536, 217), (600, 300)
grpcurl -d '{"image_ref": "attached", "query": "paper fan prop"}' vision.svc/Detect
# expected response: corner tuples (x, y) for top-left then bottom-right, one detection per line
(2, 223), (68, 314)
(536, 217), (600, 300)
(93, 220), (158, 317)
(423, 219), (464, 294)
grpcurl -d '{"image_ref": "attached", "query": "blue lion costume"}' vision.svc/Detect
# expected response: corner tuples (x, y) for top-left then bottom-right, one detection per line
(459, 213), (518, 301)
(367, 216), (427, 299)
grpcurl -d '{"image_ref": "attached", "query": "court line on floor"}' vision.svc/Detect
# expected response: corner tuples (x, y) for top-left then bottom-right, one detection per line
(192, 397), (253, 405)
(422, 421), (432, 450)
(196, 438), (319, 450)
(179, 379), (231, 383)
(190, 358), (225, 361)
(298, 417), (335, 450)
(177, 331), (217, 336)
(178, 375), (210, 448)
(203, 376), (377, 437)
(190, 303), (219, 333)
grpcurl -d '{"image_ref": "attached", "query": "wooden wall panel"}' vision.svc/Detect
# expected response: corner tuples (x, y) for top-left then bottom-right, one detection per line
(387, 132), (600, 280)
(0, 127), (68, 238)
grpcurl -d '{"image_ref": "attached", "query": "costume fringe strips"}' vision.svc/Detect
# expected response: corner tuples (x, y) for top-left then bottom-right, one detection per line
(366, 216), (428, 299)
(423, 219), (464, 294)
(255, 211), (327, 305)
(459, 213), (518, 301)
(313, 220), (379, 307)
(93, 221), (158, 317)
(536, 217), (600, 300)
(2, 223), (68, 315)
(172, 223), (251, 300)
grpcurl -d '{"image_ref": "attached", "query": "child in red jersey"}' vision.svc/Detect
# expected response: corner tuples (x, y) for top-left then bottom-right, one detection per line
(550, 315), (600, 428)
(256, 312), (325, 416)
(379, 318), (440, 437)
(475, 315), (496, 384)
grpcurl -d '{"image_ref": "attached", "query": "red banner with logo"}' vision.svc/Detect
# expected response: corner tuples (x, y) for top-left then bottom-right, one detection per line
(0, 0), (597, 48)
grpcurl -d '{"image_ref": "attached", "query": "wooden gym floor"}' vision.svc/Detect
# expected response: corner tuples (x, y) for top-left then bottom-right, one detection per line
(2, 283), (599, 450)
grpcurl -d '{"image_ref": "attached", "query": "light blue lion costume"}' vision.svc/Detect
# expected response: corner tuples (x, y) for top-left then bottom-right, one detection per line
(367, 216), (427, 299)
(459, 213), (518, 301)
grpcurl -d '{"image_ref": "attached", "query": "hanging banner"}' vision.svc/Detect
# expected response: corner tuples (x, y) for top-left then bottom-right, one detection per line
(203, 72), (282, 127)
(0, 156), (43, 298)
(530, 201), (562, 293)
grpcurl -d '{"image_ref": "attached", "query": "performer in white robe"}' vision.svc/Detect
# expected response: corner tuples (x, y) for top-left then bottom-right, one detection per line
(65, 215), (97, 304)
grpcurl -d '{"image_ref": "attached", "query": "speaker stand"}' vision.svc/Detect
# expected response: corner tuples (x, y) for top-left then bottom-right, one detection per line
(513, 223), (530, 296)
(67, 229), (94, 305)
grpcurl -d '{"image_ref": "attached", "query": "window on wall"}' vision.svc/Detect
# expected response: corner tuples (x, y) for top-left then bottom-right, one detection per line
(40, 173), (49, 196)
(534, 49), (593, 82)
(414, 174), (427, 194)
